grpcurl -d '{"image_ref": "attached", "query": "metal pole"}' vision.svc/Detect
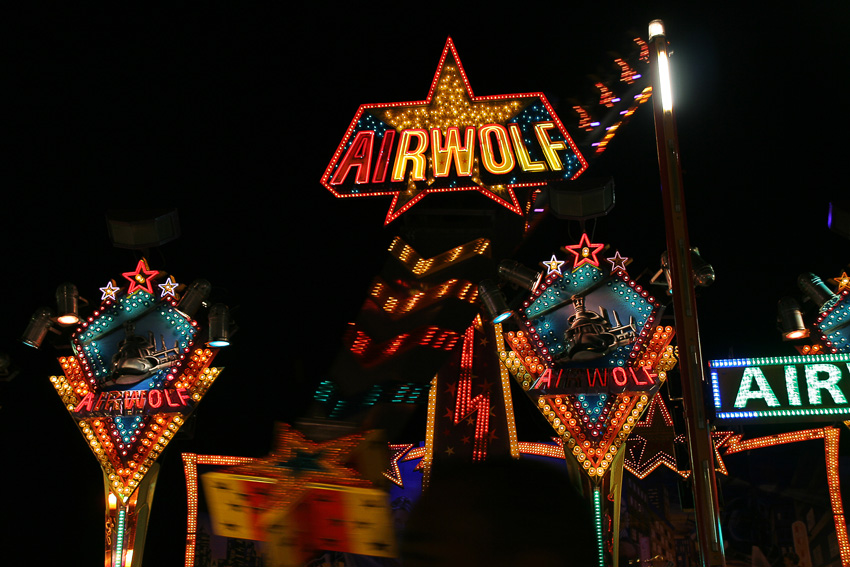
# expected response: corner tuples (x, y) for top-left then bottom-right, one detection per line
(648, 20), (726, 567)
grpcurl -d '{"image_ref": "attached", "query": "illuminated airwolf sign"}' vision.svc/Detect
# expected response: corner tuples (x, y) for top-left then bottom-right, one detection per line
(709, 354), (850, 423)
(321, 37), (588, 225)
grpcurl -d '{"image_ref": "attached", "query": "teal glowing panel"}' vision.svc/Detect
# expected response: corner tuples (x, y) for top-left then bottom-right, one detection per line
(709, 353), (850, 423)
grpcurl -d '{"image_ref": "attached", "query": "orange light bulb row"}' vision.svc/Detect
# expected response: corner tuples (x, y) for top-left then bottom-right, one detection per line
(633, 326), (678, 382)
(369, 278), (478, 316)
(500, 330), (545, 389)
(388, 236), (491, 278)
(81, 414), (187, 499)
(722, 427), (849, 565)
(182, 454), (258, 567)
(422, 376), (438, 490)
(58, 355), (91, 399)
(540, 393), (649, 477)
(494, 324), (521, 459)
(345, 324), (461, 362)
(172, 348), (216, 394)
(50, 374), (80, 411)
(593, 86), (652, 154)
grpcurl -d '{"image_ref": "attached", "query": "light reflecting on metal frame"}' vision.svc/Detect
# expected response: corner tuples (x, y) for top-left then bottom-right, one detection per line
(723, 427), (850, 565)
(21, 307), (54, 348)
(478, 279), (512, 324)
(650, 19), (726, 566)
(498, 260), (542, 292)
(55, 282), (80, 325)
(778, 296), (809, 340)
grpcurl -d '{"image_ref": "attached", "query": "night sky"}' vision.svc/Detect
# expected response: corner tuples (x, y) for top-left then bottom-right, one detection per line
(3, 4), (849, 565)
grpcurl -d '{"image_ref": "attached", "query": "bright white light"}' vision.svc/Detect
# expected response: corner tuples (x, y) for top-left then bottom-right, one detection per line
(657, 51), (674, 112)
(648, 20), (665, 40)
(57, 314), (79, 325)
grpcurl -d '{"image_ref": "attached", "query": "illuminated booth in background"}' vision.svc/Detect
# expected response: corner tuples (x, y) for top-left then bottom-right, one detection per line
(709, 276), (850, 566)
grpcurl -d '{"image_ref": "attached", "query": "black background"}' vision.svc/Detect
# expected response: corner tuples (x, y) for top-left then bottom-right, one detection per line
(2, 3), (849, 565)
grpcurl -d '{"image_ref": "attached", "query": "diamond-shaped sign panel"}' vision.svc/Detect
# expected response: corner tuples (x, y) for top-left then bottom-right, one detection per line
(497, 235), (678, 479)
(49, 260), (222, 501)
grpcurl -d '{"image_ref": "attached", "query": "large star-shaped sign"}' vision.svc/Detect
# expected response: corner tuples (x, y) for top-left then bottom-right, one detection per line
(321, 37), (587, 224)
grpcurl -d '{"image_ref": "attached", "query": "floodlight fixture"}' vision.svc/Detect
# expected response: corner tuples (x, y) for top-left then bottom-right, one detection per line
(653, 248), (714, 294)
(22, 307), (54, 349)
(498, 260), (542, 293)
(777, 297), (809, 340)
(478, 280), (512, 324)
(55, 282), (80, 325)
(797, 272), (838, 311)
(690, 248), (715, 287)
(207, 303), (231, 347)
(177, 279), (211, 318)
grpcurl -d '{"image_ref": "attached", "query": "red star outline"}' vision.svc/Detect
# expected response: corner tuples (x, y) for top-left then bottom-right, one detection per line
(321, 37), (588, 225)
(122, 259), (159, 295)
(563, 233), (605, 270)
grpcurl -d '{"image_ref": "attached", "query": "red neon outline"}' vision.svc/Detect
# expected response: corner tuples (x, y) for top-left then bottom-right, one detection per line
(320, 37), (588, 225)
(122, 259), (159, 295)
(564, 233), (605, 270)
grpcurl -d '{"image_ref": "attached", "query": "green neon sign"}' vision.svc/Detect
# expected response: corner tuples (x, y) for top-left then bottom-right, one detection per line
(709, 353), (850, 422)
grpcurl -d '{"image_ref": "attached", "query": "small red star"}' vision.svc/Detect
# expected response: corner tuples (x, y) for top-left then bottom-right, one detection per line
(122, 259), (159, 295)
(563, 233), (605, 270)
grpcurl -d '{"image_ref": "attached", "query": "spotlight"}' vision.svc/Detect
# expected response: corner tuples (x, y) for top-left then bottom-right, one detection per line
(652, 248), (715, 293)
(207, 304), (231, 347)
(797, 272), (838, 311)
(22, 307), (54, 348)
(55, 282), (80, 325)
(498, 260), (542, 292)
(478, 280), (512, 324)
(690, 248), (715, 287)
(177, 279), (211, 318)
(777, 297), (809, 340)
